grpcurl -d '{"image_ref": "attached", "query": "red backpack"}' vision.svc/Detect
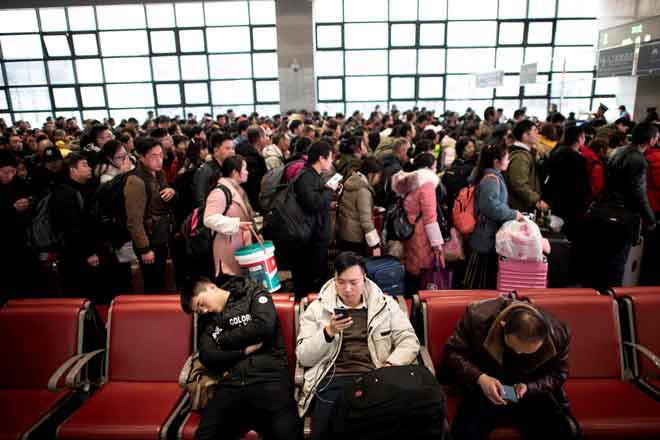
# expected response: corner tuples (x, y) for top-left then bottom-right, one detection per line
(452, 174), (497, 235)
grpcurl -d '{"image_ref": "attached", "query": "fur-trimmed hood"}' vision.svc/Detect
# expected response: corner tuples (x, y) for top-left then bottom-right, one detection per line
(391, 167), (439, 196)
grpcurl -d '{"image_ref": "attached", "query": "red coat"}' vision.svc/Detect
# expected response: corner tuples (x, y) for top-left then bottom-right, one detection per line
(392, 168), (444, 276)
(644, 147), (660, 212)
(580, 145), (605, 203)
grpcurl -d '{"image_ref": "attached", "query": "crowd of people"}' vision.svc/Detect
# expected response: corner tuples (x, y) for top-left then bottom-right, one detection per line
(2, 103), (660, 301)
(2, 102), (660, 439)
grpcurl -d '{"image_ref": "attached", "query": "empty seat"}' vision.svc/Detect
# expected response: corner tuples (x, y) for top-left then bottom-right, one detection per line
(178, 299), (298, 440)
(0, 300), (93, 440)
(515, 288), (601, 299)
(530, 296), (660, 438)
(613, 288), (660, 395)
(57, 297), (192, 440)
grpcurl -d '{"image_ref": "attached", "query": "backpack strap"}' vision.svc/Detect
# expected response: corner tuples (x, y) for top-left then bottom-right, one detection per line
(215, 184), (233, 216)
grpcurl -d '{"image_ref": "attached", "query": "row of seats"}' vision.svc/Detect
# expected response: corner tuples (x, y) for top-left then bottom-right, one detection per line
(1, 288), (659, 440)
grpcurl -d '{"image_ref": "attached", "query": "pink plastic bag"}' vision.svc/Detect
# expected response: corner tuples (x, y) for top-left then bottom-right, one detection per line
(443, 227), (465, 262)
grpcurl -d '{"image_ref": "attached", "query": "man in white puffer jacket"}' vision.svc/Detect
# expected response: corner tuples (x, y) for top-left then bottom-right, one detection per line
(296, 252), (420, 440)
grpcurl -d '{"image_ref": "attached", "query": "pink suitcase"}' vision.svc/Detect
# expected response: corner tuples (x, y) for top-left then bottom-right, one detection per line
(497, 257), (548, 292)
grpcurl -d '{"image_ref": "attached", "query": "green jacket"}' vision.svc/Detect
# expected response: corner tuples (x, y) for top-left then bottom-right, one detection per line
(336, 172), (380, 246)
(505, 144), (541, 211)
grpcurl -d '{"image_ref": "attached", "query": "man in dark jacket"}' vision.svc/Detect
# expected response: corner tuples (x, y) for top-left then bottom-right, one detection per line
(440, 297), (574, 440)
(236, 126), (267, 211)
(374, 138), (409, 208)
(583, 123), (658, 288)
(193, 132), (235, 208)
(291, 140), (336, 299)
(0, 150), (36, 300)
(181, 277), (302, 440)
(50, 153), (104, 299)
(543, 125), (590, 240)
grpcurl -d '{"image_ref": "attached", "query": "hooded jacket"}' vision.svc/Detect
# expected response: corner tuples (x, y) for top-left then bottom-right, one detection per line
(644, 147), (660, 213)
(235, 143), (267, 212)
(505, 142), (542, 212)
(392, 167), (444, 276)
(262, 144), (287, 171)
(580, 145), (605, 202)
(439, 297), (571, 409)
(293, 165), (334, 246)
(296, 278), (420, 416)
(198, 277), (290, 388)
(336, 172), (380, 247)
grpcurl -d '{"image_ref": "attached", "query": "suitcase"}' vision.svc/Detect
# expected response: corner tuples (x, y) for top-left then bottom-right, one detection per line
(623, 237), (644, 287)
(497, 257), (548, 292)
(542, 231), (572, 288)
(365, 256), (406, 296)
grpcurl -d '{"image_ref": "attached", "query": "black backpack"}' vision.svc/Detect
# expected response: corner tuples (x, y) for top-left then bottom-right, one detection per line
(263, 172), (313, 244)
(181, 184), (232, 264)
(89, 171), (150, 249)
(383, 194), (417, 242)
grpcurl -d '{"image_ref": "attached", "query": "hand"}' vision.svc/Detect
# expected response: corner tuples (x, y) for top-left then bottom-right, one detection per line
(141, 250), (155, 265)
(119, 156), (132, 173)
(244, 342), (263, 356)
(86, 254), (100, 267)
(325, 314), (353, 338)
(646, 222), (657, 232)
(239, 222), (253, 231)
(514, 383), (528, 400)
(371, 247), (382, 257)
(516, 211), (525, 222)
(536, 200), (550, 212)
(160, 188), (175, 202)
(477, 374), (507, 405)
(13, 198), (30, 212)
(382, 362), (392, 368)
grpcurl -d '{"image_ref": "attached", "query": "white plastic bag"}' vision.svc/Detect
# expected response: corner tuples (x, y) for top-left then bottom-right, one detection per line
(495, 218), (545, 262)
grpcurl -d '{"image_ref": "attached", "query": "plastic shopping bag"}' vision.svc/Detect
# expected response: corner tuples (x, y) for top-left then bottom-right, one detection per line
(495, 218), (545, 262)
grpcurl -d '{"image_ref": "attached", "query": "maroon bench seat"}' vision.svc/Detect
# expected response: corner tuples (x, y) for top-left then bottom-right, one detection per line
(0, 300), (91, 440)
(57, 297), (192, 440)
(178, 298), (298, 440)
(530, 296), (660, 438)
(515, 288), (601, 299)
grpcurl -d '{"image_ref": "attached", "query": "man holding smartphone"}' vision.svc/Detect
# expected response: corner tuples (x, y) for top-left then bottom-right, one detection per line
(439, 298), (577, 440)
(296, 252), (420, 440)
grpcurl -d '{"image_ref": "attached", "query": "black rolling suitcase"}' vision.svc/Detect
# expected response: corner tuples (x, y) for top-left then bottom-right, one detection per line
(542, 230), (572, 287)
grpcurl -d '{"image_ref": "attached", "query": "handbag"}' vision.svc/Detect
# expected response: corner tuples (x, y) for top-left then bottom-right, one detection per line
(178, 352), (219, 411)
(585, 201), (641, 243)
(384, 195), (416, 241)
(419, 255), (453, 290)
(443, 227), (465, 262)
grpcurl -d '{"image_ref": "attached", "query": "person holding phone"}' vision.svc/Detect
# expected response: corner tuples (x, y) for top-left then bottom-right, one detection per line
(439, 298), (576, 440)
(204, 155), (256, 278)
(296, 252), (420, 440)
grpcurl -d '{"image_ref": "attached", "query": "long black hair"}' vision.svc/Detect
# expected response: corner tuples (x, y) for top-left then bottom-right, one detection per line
(475, 141), (509, 183)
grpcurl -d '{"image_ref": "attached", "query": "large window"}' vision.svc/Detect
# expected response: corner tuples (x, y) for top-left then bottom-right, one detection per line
(314, 0), (614, 120)
(0, 2), (279, 126)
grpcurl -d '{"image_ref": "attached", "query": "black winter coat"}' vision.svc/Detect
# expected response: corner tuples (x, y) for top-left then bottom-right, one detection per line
(236, 143), (267, 212)
(198, 277), (290, 387)
(293, 165), (334, 246)
(602, 145), (655, 227)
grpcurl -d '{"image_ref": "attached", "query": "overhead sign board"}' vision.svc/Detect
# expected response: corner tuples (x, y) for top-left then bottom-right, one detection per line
(475, 70), (504, 88)
(597, 44), (635, 77)
(520, 63), (538, 85)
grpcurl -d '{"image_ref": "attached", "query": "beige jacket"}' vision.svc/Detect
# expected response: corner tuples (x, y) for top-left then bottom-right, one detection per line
(296, 278), (420, 416)
(336, 172), (380, 247)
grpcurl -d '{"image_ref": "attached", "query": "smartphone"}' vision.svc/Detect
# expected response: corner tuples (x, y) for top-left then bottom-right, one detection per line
(501, 385), (518, 403)
(334, 308), (350, 320)
(326, 173), (343, 189)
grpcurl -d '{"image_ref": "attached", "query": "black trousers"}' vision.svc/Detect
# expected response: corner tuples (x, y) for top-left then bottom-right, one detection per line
(581, 219), (631, 289)
(311, 375), (359, 440)
(292, 243), (328, 300)
(137, 244), (169, 294)
(451, 392), (576, 440)
(195, 381), (302, 440)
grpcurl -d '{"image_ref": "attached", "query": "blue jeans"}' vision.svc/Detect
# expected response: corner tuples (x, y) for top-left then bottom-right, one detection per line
(311, 375), (359, 440)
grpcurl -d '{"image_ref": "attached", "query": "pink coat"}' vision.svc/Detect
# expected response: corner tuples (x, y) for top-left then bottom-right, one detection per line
(392, 168), (444, 276)
(204, 177), (254, 277)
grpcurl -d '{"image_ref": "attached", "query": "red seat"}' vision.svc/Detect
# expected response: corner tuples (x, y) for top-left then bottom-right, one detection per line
(58, 297), (192, 440)
(178, 300), (297, 440)
(0, 302), (90, 440)
(5, 298), (89, 308)
(515, 288), (601, 299)
(418, 290), (500, 302)
(529, 296), (660, 438)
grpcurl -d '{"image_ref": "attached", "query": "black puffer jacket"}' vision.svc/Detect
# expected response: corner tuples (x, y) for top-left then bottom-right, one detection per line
(198, 277), (290, 387)
(293, 165), (334, 246)
(601, 145), (655, 227)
